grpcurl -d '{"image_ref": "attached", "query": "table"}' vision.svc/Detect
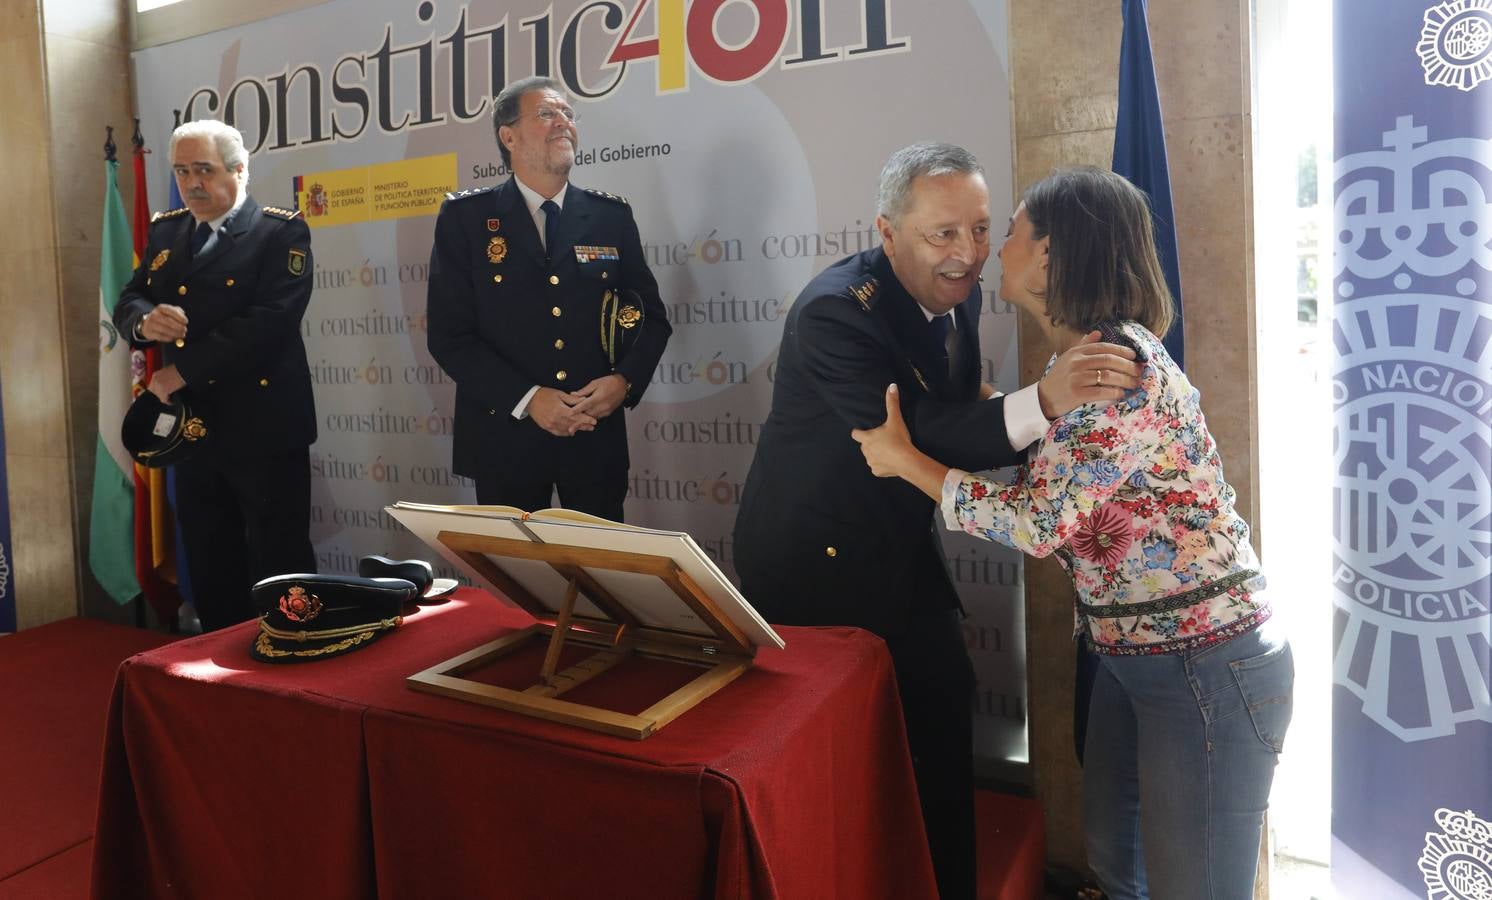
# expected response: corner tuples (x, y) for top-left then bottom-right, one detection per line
(89, 589), (937, 899)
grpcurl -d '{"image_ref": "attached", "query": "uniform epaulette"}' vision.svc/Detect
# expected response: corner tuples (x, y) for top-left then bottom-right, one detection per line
(262, 206), (303, 220)
(444, 186), (494, 202)
(151, 207), (190, 223)
(583, 187), (629, 206)
(842, 276), (880, 312)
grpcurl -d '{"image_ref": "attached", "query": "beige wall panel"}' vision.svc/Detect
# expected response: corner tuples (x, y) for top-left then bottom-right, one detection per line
(1009, 0), (1119, 139)
(1013, 128), (1118, 193)
(42, 0), (130, 48)
(9, 452), (82, 629)
(1148, 0), (1247, 121)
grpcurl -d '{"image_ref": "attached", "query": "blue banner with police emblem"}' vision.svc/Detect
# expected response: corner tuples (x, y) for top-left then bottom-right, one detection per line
(1332, 1), (1492, 896)
(0, 371), (14, 634)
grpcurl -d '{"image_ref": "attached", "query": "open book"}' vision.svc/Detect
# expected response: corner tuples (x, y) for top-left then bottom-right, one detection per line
(386, 501), (785, 650)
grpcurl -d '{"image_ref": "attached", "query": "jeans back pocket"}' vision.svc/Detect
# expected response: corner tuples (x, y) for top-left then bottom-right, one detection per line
(1229, 641), (1295, 753)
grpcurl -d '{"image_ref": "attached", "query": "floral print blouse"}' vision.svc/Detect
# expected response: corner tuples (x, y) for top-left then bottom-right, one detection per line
(940, 321), (1268, 655)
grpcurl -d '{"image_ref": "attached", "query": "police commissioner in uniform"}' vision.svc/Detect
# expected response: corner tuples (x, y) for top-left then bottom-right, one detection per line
(114, 198), (317, 630)
(425, 179), (670, 520)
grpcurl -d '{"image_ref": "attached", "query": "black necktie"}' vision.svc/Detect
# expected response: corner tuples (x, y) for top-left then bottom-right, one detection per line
(540, 199), (561, 258)
(931, 313), (953, 377)
(190, 221), (213, 259)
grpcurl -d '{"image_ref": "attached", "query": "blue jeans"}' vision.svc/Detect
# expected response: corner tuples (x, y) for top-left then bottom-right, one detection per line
(1082, 620), (1294, 900)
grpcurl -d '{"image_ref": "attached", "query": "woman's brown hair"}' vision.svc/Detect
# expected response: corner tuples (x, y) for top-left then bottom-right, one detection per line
(1022, 166), (1175, 340)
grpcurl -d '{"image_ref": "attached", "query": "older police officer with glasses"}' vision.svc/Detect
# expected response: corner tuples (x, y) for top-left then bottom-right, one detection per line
(427, 76), (670, 520)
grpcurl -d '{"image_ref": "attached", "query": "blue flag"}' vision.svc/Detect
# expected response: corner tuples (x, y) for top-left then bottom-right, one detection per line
(1112, 0), (1184, 369)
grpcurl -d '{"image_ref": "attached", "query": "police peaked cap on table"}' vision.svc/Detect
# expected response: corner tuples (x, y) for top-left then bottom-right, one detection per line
(121, 391), (209, 468)
(250, 572), (418, 663)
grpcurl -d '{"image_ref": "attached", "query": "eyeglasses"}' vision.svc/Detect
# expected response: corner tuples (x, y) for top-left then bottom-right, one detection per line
(914, 223), (991, 248)
(532, 107), (579, 124)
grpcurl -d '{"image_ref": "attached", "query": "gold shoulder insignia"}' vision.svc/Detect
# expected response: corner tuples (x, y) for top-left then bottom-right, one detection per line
(262, 206), (303, 220)
(844, 276), (880, 312)
(444, 186), (494, 202)
(150, 207), (190, 223)
(584, 187), (630, 206)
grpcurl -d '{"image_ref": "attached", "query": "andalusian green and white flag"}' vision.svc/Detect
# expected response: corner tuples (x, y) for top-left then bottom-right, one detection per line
(89, 158), (139, 604)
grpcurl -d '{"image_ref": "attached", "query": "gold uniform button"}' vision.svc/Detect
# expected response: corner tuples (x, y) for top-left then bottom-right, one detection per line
(174, 339), (185, 348)
(177, 286), (187, 295)
(259, 378), (269, 387)
(493, 274), (503, 283)
(548, 275), (560, 285)
(554, 339), (565, 350)
(825, 547), (838, 558)
(551, 306), (562, 317)
(225, 278), (235, 287)
(556, 370), (568, 382)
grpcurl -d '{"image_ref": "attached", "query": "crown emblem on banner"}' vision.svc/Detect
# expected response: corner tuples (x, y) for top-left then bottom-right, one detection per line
(1334, 116), (1492, 285)
(1419, 0), (1492, 91)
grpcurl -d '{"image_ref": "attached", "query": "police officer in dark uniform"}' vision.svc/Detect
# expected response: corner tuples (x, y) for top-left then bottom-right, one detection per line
(733, 143), (1142, 899)
(114, 119), (316, 632)
(427, 76), (670, 521)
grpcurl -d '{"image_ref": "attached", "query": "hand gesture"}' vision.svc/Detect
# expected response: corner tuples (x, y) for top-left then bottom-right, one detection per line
(140, 305), (189, 343)
(147, 364), (186, 403)
(568, 373), (629, 420)
(1037, 331), (1143, 418)
(851, 384), (915, 478)
(527, 387), (597, 437)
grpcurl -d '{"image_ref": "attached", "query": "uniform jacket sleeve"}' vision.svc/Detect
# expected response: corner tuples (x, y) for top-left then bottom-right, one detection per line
(610, 203), (670, 406)
(794, 294), (1020, 473)
(114, 224), (171, 349)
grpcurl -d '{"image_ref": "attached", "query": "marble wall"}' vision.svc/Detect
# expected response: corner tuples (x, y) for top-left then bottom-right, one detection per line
(0, 0), (137, 629)
(1008, 0), (1259, 875)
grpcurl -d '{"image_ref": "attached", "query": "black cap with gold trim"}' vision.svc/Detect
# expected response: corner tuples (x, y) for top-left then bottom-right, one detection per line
(599, 288), (646, 366)
(249, 573), (417, 663)
(121, 391), (209, 468)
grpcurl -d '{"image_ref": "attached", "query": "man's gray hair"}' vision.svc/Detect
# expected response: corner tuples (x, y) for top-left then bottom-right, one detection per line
(491, 76), (568, 167)
(170, 119), (250, 183)
(876, 142), (983, 223)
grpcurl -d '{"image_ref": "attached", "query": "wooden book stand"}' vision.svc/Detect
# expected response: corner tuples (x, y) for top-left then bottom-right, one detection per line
(406, 531), (757, 740)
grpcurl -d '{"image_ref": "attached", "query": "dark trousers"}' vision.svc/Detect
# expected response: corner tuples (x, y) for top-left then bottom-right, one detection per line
(473, 436), (627, 522)
(884, 608), (977, 900)
(173, 447), (316, 631)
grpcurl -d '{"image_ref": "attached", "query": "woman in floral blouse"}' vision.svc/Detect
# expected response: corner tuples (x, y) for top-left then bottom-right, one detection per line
(853, 167), (1293, 900)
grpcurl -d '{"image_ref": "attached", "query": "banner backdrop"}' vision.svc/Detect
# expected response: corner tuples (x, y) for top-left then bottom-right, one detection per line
(132, 0), (1029, 762)
(1332, 0), (1492, 895)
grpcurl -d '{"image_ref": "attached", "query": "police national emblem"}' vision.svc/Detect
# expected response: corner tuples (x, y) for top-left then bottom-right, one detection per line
(488, 236), (508, 264)
(279, 585), (323, 623)
(288, 248), (307, 276)
(1419, 0), (1492, 90)
(1419, 807), (1492, 899)
(149, 249), (170, 272)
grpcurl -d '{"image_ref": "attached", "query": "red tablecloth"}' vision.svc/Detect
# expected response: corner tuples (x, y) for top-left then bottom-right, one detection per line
(90, 589), (937, 899)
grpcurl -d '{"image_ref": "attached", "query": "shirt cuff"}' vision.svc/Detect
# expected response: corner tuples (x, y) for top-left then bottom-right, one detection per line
(512, 385), (541, 419)
(1003, 382), (1048, 450)
(940, 467), (969, 531)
